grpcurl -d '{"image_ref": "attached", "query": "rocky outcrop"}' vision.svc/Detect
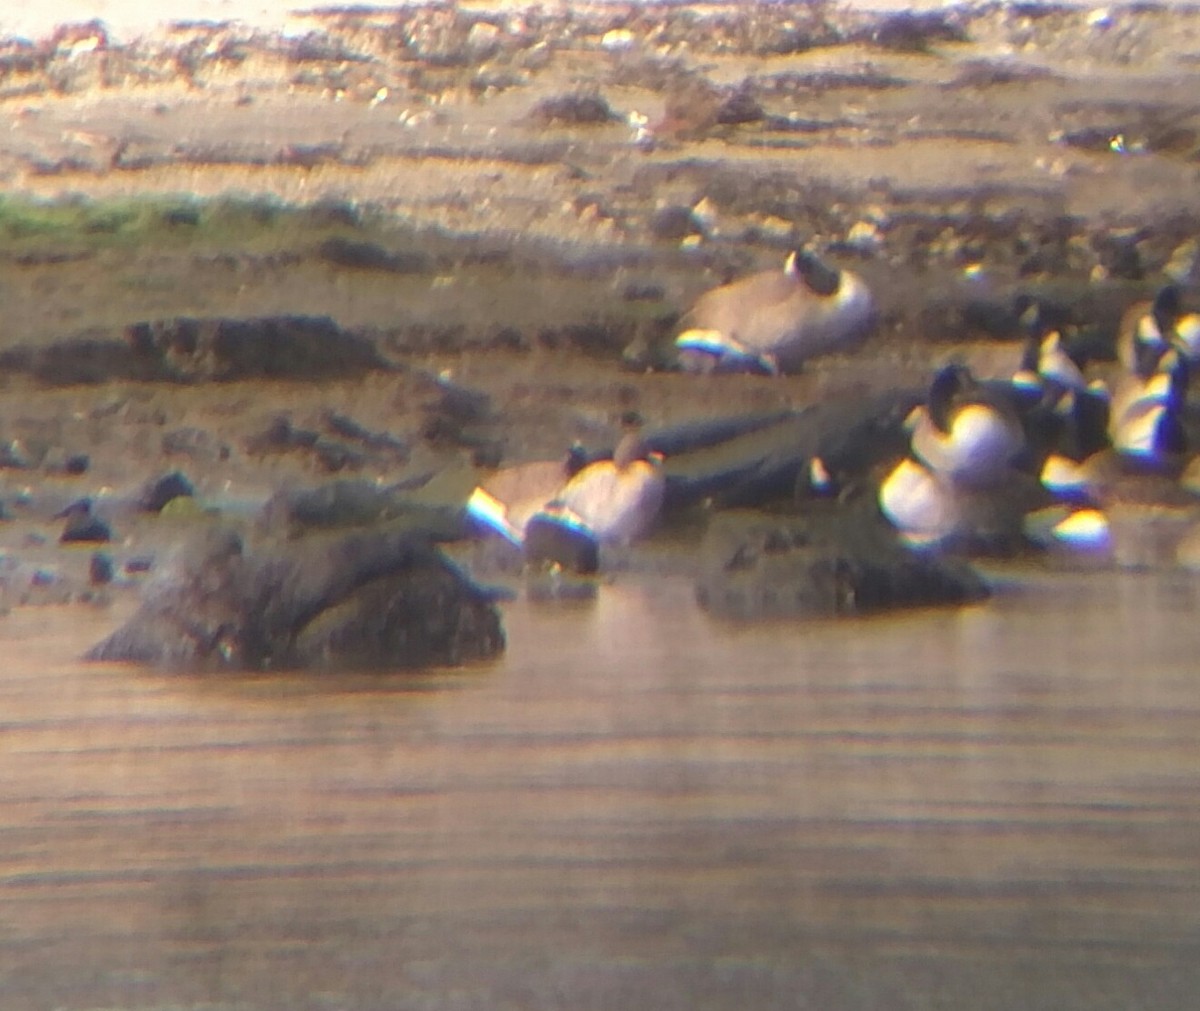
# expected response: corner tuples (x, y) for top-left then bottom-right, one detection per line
(125, 315), (389, 382)
(695, 505), (988, 620)
(86, 524), (505, 671)
(0, 316), (389, 385)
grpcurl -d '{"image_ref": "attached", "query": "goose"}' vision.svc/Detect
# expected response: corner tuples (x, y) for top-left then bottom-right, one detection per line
(1109, 347), (1189, 462)
(465, 444), (586, 546)
(878, 456), (962, 549)
(1040, 349), (1190, 508)
(675, 249), (875, 374)
(1013, 299), (1088, 396)
(56, 498), (113, 544)
(543, 431), (666, 546)
(1116, 284), (1184, 375)
(907, 364), (1025, 487)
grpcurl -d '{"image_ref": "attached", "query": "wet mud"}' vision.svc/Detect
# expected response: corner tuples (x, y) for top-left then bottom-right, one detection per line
(0, 2), (1199, 602)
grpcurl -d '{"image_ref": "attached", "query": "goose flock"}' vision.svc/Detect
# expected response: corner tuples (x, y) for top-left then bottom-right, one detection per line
(463, 246), (1200, 575)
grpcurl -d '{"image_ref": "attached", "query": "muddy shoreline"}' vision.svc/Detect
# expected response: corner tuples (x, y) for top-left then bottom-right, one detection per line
(0, 2), (1199, 610)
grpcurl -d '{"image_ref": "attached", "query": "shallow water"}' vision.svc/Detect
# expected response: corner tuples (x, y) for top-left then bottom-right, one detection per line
(2, 568), (1199, 1010)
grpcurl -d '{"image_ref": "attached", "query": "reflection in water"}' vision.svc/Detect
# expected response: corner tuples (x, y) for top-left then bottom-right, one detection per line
(1, 571), (1200, 1010)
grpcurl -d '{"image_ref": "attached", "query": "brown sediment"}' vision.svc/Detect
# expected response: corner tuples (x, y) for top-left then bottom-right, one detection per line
(0, 1), (1198, 565)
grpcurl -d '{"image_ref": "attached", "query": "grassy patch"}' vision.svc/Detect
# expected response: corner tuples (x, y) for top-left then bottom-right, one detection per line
(0, 193), (367, 258)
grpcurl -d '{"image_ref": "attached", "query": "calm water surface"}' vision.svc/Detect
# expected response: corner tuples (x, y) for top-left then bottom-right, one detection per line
(2, 568), (1199, 1010)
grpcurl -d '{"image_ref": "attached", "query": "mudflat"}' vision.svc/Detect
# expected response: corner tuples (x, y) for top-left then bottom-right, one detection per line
(0, 1), (1198, 509)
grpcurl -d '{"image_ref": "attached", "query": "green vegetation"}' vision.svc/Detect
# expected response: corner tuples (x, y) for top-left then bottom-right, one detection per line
(0, 193), (362, 254)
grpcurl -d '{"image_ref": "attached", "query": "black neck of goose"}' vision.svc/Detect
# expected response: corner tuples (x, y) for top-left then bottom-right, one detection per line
(1133, 334), (1168, 379)
(1060, 389), (1111, 460)
(565, 442), (588, 477)
(1165, 353), (1190, 411)
(1152, 284), (1182, 335)
(613, 432), (646, 470)
(792, 251), (841, 297)
(1018, 330), (1041, 374)
(926, 365), (965, 433)
(1154, 404), (1188, 457)
(1015, 296), (1046, 343)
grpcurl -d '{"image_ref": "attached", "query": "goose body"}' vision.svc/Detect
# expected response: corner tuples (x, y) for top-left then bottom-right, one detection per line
(1108, 348), (1188, 462)
(1022, 329), (1088, 395)
(548, 433), (666, 545)
(1116, 284), (1192, 374)
(675, 250), (875, 374)
(878, 456), (961, 548)
(908, 364), (1024, 486)
(466, 447), (585, 546)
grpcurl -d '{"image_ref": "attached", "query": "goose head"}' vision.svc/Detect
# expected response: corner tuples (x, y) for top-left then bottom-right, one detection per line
(787, 248), (841, 297)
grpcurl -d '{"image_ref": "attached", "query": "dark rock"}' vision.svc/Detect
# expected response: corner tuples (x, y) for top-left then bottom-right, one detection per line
(530, 91), (617, 126)
(317, 237), (433, 274)
(243, 416), (366, 471)
(246, 415), (319, 453)
(424, 373), (493, 424)
(125, 315), (387, 381)
(64, 453), (90, 475)
(660, 393), (920, 513)
(86, 524), (505, 671)
(867, 11), (968, 51)
(0, 337), (149, 386)
(57, 498), (112, 544)
(140, 470), (196, 513)
(323, 411), (410, 456)
(696, 506), (988, 620)
(715, 84), (764, 125)
(312, 440), (368, 473)
(1093, 234), (1143, 281)
(1058, 126), (1122, 153)
(945, 59), (1059, 89)
(622, 282), (666, 302)
(162, 205), (201, 227)
(89, 551), (115, 586)
(648, 205), (702, 241)
(258, 479), (466, 539)
(758, 68), (908, 95)
(0, 440), (33, 469)
(524, 512), (601, 575)
(162, 426), (231, 462)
